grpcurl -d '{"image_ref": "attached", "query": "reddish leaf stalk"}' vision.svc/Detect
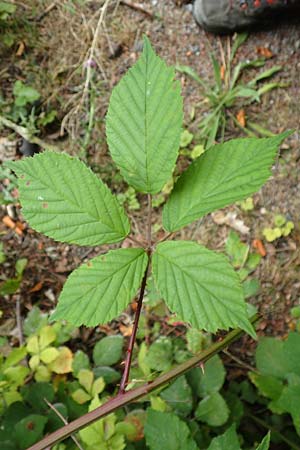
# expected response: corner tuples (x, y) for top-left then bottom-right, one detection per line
(119, 260), (150, 394)
(119, 193), (152, 393)
(27, 315), (259, 450)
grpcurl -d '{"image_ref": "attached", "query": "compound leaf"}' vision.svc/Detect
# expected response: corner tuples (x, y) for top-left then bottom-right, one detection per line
(152, 241), (255, 336)
(6, 151), (130, 246)
(106, 35), (183, 194)
(51, 248), (148, 327)
(163, 133), (291, 231)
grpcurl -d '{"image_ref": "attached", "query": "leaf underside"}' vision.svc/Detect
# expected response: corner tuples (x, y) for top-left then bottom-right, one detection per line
(51, 248), (148, 327)
(152, 241), (255, 337)
(6, 151), (130, 246)
(106, 35), (183, 194)
(163, 132), (291, 232)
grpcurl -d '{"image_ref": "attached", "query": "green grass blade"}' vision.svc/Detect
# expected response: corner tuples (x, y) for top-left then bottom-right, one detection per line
(248, 65), (282, 86)
(176, 64), (211, 92)
(230, 32), (248, 62)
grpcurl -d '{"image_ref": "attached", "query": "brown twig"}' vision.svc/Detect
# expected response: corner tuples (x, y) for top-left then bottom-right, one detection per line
(222, 349), (258, 373)
(44, 399), (84, 450)
(60, 0), (111, 136)
(127, 235), (145, 247)
(158, 232), (175, 244)
(35, 1), (58, 22)
(120, 0), (155, 18)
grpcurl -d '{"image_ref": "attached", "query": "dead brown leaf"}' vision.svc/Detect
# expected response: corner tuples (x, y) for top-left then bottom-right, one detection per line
(256, 47), (273, 59)
(236, 109), (246, 127)
(16, 41), (25, 56)
(2, 215), (23, 236)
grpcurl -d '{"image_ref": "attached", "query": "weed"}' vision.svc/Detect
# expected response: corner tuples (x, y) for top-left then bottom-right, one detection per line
(177, 33), (286, 147)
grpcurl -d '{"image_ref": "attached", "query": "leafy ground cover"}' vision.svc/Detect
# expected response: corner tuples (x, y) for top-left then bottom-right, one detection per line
(0, 1), (299, 449)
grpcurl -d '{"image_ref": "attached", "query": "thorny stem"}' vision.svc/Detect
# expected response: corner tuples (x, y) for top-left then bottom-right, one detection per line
(119, 260), (150, 394)
(28, 315), (259, 450)
(119, 194), (152, 393)
(147, 193), (152, 250)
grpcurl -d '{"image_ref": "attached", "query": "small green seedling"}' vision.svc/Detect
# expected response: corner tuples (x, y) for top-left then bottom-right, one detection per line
(263, 214), (294, 242)
(177, 32), (285, 147)
(0, 256), (27, 295)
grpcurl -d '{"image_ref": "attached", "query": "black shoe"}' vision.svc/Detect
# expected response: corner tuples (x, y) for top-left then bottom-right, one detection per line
(193, 0), (300, 34)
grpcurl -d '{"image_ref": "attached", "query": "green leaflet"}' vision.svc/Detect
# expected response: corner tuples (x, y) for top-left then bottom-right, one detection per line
(163, 132), (291, 232)
(144, 410), (198, 450)
(195, 392), (229, 427)
(188, 355), (226, 398)
(256, 432), (271, 450)
(6, 151), (130, 246)
(51, 248), (148, 327)
(152, 241), (255, 337)
(207, 424), (241, 450)
(255, 337), (286, 379)
(106, 36), (183, 194)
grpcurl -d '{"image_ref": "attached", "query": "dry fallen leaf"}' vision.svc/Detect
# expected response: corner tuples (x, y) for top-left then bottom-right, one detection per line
(236, 109), (246, 127)
(16, 41), (25, 57)
(252, 239), (266, 257)
(29, 281), (44, 293)
(220, 64), (226, 81)
(120, 324), (133, 337)
(48, 347), (73, 374)
(256, 47), (273, 59)
(2, 215), (23, 236)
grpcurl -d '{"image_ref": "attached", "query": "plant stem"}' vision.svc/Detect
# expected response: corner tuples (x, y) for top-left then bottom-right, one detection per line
(147, 193), (152, 249)
(119, 261), (149, 394)
(27, 315), (259, 450)
(119, 193), (152, 393)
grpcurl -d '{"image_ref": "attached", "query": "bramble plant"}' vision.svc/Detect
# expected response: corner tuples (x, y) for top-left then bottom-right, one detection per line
(7, 36), (291, 449)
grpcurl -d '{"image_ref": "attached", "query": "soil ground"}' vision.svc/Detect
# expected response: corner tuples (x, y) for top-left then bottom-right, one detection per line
(0, 1), (299, 356)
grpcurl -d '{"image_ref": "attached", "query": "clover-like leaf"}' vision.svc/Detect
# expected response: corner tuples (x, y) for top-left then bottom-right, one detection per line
(6, 151), (130, 246)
